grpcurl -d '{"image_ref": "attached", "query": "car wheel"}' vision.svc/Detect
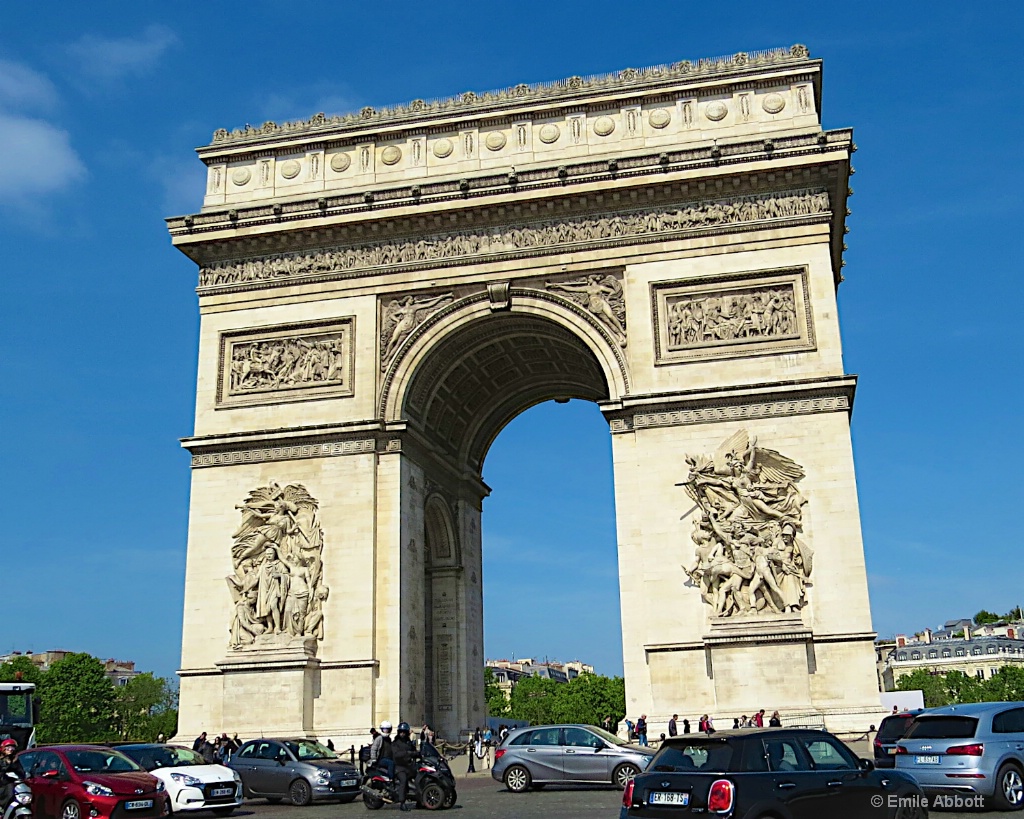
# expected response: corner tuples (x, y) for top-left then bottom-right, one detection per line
(994, 764), (1024, 811)
(289, 778), (313, 807)
(212, 808), (236, 816)
(442, 788), (457, 808)
(61, 800), (81, 819)
(893, 797), (929, 819)
(418, 782), (446, 811)
(613, 763), (640, 790)
(362, 792), (385, 810)
(503, 765), (532, 793)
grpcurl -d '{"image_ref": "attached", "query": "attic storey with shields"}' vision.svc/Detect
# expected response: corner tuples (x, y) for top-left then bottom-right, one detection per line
(170, 45), (882, 745)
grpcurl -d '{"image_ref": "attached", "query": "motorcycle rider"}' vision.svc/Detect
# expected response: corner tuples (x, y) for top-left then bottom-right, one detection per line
(391, 722), (418, 812)
(0, 739), (19, 810)
(367, 721), (394, 780)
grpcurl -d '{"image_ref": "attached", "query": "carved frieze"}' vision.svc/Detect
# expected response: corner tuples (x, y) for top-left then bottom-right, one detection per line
(217, 318), (355, 407)
(226, 482), (329, 650)
(651, 268), (814, 364)
(680, 430), (812, 617)
(199, 190), (830, 290)
(380, 293), (454, 371)
(546, 273), (626, 347)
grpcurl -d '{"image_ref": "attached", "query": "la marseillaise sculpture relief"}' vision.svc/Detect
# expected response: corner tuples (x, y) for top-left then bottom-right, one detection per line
(169, 45), (883, 744)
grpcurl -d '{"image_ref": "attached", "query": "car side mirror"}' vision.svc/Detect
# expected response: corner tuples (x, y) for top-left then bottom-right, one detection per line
(277, 756), (288, 766)
(593, 745), (603, 752)
(858, 758), (874, 773)
(42, 770), (61, 779)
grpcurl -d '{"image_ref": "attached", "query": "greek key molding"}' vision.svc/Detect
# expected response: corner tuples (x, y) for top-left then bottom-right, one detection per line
(614, 395), (850, 432)
(191, 438), (375, 468)
(197, 189), (830, 292)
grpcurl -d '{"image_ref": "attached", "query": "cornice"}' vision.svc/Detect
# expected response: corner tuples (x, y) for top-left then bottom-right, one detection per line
(203, 45), (815, 151)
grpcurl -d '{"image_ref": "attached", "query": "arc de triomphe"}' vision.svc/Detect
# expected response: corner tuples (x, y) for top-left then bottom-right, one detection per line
(169, 45), (883, 743)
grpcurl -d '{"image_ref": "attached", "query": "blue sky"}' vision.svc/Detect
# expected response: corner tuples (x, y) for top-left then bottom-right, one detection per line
(1, 2), (1021, 681)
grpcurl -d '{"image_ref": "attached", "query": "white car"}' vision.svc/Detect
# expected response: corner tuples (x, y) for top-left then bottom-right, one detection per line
(117, 744), (243, 814)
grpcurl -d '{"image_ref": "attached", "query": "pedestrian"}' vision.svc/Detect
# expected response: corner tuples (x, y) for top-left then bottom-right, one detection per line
(326, 738), (335, 751)
(740, 715), (749, 728)
(625, 718), (635, 740)
(753, 709), (765, 728)
(732, 718), (740, 730)
(215, 738), (230, 764)
(668, 714), (678, 737)
(499, 725), (509, 742)
(482, 726), (493, 769)
(231, 734), (241, 751)
(636, 715), (648, 747)
(659, 733), (666, 743)
(156, 733), (166, 744)
(200, 738), (216, 764)
(192, 731), (207, 752)
(602, 715), (612, 733)
(769, 710), (782, 727)
(892, 705), (898, 714)
(682, 718), (691, 734)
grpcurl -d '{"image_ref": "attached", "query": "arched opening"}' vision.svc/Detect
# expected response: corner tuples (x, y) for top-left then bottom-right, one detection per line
(397, 308), (619, 735)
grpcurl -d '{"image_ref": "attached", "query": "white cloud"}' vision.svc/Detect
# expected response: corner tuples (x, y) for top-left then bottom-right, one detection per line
(0, 112), (85, 207)
(67, 24), (178, 84)
(0, 59), (59, 112)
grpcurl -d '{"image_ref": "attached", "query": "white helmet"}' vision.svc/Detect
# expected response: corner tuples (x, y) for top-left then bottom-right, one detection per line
(380, 721), (393, 733)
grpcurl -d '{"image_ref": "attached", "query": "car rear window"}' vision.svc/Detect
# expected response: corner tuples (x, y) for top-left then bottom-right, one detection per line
(650, 740), (735, 773)
(877, 715), (916, 742)
(903, 716), (978, 740)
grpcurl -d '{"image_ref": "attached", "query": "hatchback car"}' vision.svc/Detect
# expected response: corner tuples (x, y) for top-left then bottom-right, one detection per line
(117, 744), (243, 815)
(895, 701), (1024, 810)
(874, 710), (924, 768)
(492, 724), (654, 792)
(622, 729), (925, 818)
(228, 738), (359, 805)
(17, 745), (168, 819)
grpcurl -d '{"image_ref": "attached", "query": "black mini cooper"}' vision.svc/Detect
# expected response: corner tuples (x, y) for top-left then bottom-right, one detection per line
(621, 728), (927, 818)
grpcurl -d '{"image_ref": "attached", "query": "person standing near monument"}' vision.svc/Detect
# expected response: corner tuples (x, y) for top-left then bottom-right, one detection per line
(667, 714), (678, 737)
(682, 718), (691, 734)
(769, 711), (782, 727)
(753, 709), (765, 728)
(636, 715), (648, 747)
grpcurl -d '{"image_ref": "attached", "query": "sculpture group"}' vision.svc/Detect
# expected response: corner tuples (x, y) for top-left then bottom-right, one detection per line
(229, 334), (348, 394)
(681, 430), (812, 617)
(667, 285), (797, 349)
(225, 482), (329, 649)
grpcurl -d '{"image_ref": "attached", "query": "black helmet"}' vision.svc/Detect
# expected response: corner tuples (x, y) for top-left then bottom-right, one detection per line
(397, 722), (411, 734)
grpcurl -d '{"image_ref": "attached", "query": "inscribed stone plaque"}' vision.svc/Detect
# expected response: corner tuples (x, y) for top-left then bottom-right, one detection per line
(217, 318), (355, 407)
(651, 268), (814, 364)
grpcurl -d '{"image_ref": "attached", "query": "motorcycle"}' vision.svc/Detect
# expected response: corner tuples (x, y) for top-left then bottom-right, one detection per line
(2, 772), (32, 819)
(360, 741), (456, 811)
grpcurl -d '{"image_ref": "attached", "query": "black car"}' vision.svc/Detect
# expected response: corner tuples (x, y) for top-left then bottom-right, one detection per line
(873, 711), (924, 768)
(621, 728), (927, 818)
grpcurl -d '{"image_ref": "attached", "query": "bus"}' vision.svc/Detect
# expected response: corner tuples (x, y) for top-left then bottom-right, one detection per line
(0, 682), (37, 750)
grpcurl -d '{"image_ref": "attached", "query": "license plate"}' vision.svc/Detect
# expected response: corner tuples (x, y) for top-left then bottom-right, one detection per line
(340, 780), (357, 787)
(650, 792), (689, 805)
(125, 800), (153, 810)
(211, 788), (233, 797)
(916, 755), (940, 765)
(887, 748), (897, 755)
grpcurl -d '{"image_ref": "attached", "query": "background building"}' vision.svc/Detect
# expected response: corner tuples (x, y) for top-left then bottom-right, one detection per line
(0, 650), (141, 686)
(486, 658), (595, 699)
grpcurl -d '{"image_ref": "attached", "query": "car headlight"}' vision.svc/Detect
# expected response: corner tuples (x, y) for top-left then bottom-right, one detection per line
(15, 792), (32, 805)
(84, 782), (114, 797)
(155, 779), (166, 792)
(169, 773), (200, 787)
(315, 769), (331, 780)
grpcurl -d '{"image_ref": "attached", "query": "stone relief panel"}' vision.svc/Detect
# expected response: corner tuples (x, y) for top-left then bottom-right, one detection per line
(546, 273), (626, 346)
(226, 482), (329, 649)
(200, 190), (830, 290)
(217, 318), (355, 408)
(680, 430), (811, 617)
(651, 268), (814, 364)
(379, 292), (454, 371)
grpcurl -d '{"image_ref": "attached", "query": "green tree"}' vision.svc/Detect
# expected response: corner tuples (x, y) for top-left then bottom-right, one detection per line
(484, 668), (509, 719)
(943, 670), (984, 704)
(974, 610), (1001, 625)
(896, 669), (949, 707)
(113, 673), (178, 740)
(507, 674), (561, 725)
(982, 667), (1024, 702)
(37, 653), (115, 743)
(0, 656), (45, 686)
(1005, 607), (1024, 622)
(550, 673), (625, 727)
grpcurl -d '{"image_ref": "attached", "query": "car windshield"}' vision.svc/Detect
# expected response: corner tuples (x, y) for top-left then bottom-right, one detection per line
(65, 750), (141, 773)
(587, 726), (630, 746)
(284, 740), (336, 761)
(877, 716), (916, 742)
(121, 746), (205, 770)
(650, 740), (735, 773)
(0, 693), (32, 727)
(904, 716), (978, 740)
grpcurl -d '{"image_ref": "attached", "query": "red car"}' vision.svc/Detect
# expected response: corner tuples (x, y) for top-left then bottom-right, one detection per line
(16, 745), (168, 819)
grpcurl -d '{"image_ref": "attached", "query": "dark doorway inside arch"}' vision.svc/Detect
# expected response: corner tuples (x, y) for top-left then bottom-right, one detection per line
(482, 398), (623, 676)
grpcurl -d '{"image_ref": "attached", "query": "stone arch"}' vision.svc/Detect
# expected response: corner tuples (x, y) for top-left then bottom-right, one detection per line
(381, 288), (628, 472)
(424, 494), (459, 568)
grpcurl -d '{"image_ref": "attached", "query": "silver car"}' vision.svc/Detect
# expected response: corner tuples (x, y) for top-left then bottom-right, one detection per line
(228, 738), (360, 805)
(492, 724), (654, 792)
(895, 701), (1024, 810)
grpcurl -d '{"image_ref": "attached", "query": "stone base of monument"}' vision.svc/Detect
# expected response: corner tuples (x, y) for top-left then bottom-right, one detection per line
(214, 637), (320, 736)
